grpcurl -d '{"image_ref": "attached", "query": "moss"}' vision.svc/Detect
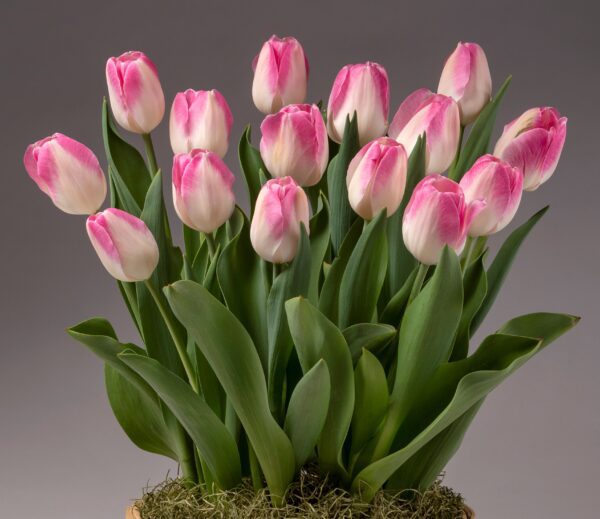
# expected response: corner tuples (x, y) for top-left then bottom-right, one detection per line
(134, 468), (468, 518)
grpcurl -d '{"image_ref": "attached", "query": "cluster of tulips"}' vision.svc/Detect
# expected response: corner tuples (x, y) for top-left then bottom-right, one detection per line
(25, 35), (577, 506)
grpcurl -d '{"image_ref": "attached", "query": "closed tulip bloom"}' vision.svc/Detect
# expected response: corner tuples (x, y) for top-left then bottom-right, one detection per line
(250, 177), (310, 263)
(106, 51), (165, 134)
(493, 107), (567, 191)
(402, 175), (485, 265)
(172, 150), (236, 233)
(460, 155), (523, 236)
(438, 42), (492, 125)
(389, 89), (460, 175)
(252, 35), (309, 114)
(24, 133), (106, 215)
(327, 62), (389, 145)
(260, 104), (328, 187)
(169, 89), (233, 157)
(86, 208), (159, 282)
(347, 137), (408, 220)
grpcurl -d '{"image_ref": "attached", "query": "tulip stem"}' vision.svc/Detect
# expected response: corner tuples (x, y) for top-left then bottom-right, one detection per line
(144, 279), (199, 393)
(448, 125), (465, 181)
(142, 133), (159, 177)
(408, 263), (429, 305)
(204, 233), (217, 258)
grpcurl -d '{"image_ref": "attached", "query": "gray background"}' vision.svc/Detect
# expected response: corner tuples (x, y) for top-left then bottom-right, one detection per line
(1, 0), (598, 517)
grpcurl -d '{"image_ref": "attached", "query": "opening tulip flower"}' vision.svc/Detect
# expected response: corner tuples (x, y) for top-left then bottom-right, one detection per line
(327, 62), (389, 145)
(252, 35), (309, 114)
(494, 106), (567, 191)
(24, 133), (106, 215)
(260, 103), (328, 187)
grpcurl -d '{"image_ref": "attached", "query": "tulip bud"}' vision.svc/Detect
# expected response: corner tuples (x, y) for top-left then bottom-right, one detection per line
(106, 51), (165, 134)
(169, 89), (233, 157)
(389, 89), (460, 175)
(86, 208), (159, 282)
(438, 42), (492, 125)
(459, 155), (523, 236)
(327, 62), (389, 145)
(24, 133), (106, 215)
(250, 177), (310, 263)
(252, 35), (309, 114)
(260, 104), (328, 187)
(402, 175), (485, 265)
(493, 107), (567, 191)
(347, 137), (408, 220)
(172, 149), (236, 233)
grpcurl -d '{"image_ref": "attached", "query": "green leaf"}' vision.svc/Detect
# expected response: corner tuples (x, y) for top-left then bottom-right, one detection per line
(327, 115), (360, 254)
(449, 76), (512, 181)
(385, 135), (426, 296)
(351, 349), (389, 457)
(165, 280), (295, 500)
(339, 211), (388, 328)
(119, 352), (242, 489)
(308, 195), (331, 305)
(284, 359), (331, 468)
(380, 266), (418, 326)
(285, 297), (354, 477)
(471, 206), (548, 333)
(342, 323), (396, 363)
(239, 125), (266, 214)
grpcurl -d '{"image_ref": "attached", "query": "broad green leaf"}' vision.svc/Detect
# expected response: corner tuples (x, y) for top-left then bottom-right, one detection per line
(285, 297), (354, 477)
(380, 266), (418, 326)
(471, 206), (548, 333)
(327, 115), (360, 254)
(239, 125), (266, 214)
(165, 280), (295, 500)
(119, 352), (242, 489)
(183, 224), (201, 262)
(190, 240), (210, 282)
(308, 195), (331, 304)
(497, 312), (580, 344)
(218, 213), (269, 372)
(339, 211), (388, 328)
(284, 359), (331, 468)
(203, 243), (222, 300)
(449, 76), (512, 181)
(342, 323), (396, 363)
(385, 135), (426, 296)
(351, 350), (389, 458)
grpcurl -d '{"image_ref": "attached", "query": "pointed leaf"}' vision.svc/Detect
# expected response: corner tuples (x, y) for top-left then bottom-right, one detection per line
(239, 125), (266, 214)
(343, 323), (396, 363)
(308, 195), (331, 304)
(380, 266), (418, 326)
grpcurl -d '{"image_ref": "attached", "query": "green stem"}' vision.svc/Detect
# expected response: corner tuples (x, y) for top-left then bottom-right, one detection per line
(460, 236), (474, 271)
(142, 133), (159, 177)
(272, 262), (281, 284)
(247, 437), (264, 491)
(144, 279), (199, 393)
(204, 232), (217, 259)
(408, 263), (429, 305)
(448, 125), (465, 181)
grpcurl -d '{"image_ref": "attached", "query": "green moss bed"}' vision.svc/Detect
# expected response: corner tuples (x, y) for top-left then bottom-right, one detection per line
(133, 468), (470, 518)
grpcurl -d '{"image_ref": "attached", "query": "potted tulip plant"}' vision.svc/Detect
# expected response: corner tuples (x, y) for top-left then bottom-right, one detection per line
(24, 36), (576, 518)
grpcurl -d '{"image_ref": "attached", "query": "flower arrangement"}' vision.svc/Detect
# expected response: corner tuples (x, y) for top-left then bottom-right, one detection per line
(25, 36), (577, 512)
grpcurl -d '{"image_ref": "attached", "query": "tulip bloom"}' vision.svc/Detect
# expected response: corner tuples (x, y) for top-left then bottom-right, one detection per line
(106, 51), (165, 134)
(460, 155), (523, 236)
(172, 150), (236, 233)
(252, 35), (309, 114)
(438, 42), (492, 125)
(327, 62), (389, 145)
(86, 208), (159, 282)
(402, 175), (485, 265)
(24, 133), (106, 215)
(389, 89), (460, 175)
(169, 89), (233, 157)
(346, 138), (408, 220)
(250, 177), (310, 263)
(260, 104), (328, 187)
(493, 107), (567, 191)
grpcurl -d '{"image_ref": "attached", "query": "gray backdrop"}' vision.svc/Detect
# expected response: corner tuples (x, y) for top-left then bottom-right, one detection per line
(1, 1), (598, 517)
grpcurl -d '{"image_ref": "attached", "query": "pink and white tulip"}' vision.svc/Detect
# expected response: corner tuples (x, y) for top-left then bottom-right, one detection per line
(493, 107), (567, 191)
(327, 62), (389, 145)
(459, 155), (523, 236)
(106, 51), (165, 134)
(86, 208), (159, 282)
(260, 104), (328, 187)
(252, 35), (309, 114)
(402, 175), (485, 265)
(169, 89), (233, 157)
(389, 89), (460, 175)
(347, 138), (407, 220)
(172, 150), (236, 233)
(438, 42), (492, 125)
(250, 177), (310, 264)
(24, 133), (106, 215)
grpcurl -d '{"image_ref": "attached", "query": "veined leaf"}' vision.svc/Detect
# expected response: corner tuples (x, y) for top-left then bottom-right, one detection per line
(239, 125), (266, 214)
(342, 323), (396, 363)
